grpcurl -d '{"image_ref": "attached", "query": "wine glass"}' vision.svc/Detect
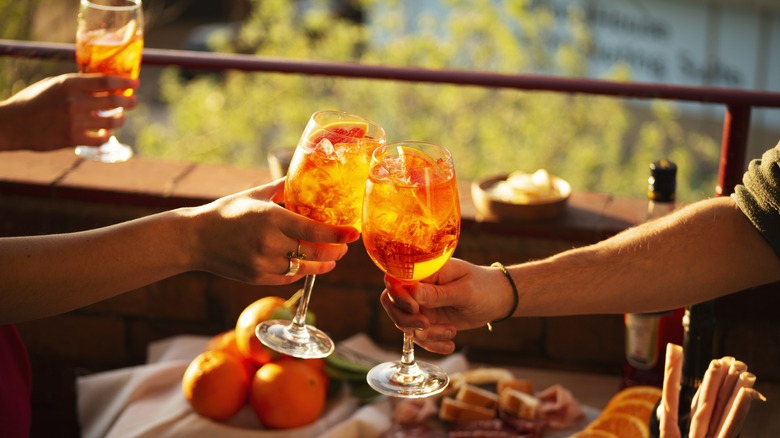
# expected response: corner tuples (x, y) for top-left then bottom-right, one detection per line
(74, 0), (144, 163)
(257, 110), (386, 358)
(362, 141), (461, 398)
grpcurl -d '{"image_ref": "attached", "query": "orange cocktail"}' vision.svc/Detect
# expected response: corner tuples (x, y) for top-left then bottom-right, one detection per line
(363, 144), (460, 281)
(362, 141), (460, 398)
(74, 0), (143, 163)
(285, 115), (385, 232)
(76, 23), (143, 87)
(257, 110), (386, 360)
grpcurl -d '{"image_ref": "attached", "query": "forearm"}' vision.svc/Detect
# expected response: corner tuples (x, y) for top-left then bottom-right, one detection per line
(0, 101), (23, 151)
(509, 196), (780, 317)
(0, 209), (194, 323)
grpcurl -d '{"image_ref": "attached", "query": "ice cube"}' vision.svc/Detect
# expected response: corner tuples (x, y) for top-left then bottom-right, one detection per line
(333, 142), (349, 163)
(382, 155), (410, 185)
(314, 138), (335, 156)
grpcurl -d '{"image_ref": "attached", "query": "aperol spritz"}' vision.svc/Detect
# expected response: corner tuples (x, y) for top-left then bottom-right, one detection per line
(75, 0), (143, 162)
(362, 141), (461, 397)
(257, 110), (386, 358)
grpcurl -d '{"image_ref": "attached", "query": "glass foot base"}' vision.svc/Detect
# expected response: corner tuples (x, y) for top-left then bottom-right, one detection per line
(367, 360), (449, 398)
(75, 138), (133, 163)
(256, 319), (334, 359)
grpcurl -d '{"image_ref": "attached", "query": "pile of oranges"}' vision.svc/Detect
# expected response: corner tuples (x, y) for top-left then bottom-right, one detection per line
(572, 385), (661, 438)
(181, 295), (328, 429)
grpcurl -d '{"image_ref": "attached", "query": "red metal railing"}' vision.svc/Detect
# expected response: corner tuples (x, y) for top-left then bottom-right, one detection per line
(3, 39), (780, 196)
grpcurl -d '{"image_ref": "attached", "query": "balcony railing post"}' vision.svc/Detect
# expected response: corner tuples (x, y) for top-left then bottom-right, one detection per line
(717, 104), (751, 197)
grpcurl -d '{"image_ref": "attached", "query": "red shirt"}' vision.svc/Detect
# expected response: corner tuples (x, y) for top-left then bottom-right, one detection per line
(0, 324), (32, 438)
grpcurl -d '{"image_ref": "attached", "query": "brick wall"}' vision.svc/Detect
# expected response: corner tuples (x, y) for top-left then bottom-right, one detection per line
(2, 149), (779, 436)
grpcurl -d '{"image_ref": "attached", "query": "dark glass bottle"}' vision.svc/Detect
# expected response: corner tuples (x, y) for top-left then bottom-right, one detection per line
(677, 301), (715, 434)
(649, 301), (716, 438)
(621, 160), (685, 389)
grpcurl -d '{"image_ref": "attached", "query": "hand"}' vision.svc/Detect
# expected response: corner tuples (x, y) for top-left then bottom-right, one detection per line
(0, 73), (138, 152)
(186, 179), (361, 285)
(380, 258), (512, 354)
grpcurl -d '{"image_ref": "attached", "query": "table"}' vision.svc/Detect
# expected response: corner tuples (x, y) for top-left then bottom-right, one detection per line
(77, 334), (778, 437)
(505, 365), (779, 437)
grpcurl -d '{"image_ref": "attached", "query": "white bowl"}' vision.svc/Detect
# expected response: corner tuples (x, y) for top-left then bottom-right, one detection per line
(471, 173), (571, 221)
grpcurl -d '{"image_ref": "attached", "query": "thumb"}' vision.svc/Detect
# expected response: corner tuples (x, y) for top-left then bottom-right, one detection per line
(384, 275), (420, 314)
(410, 280), (454, 310)
(410, 258), (471, 310)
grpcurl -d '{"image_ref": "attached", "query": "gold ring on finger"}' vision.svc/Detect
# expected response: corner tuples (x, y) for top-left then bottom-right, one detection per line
(287, 240), (306, 260)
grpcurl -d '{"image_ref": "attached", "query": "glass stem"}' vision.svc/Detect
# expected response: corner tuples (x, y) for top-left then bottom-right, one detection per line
(401, 331), (416, 367)
(291, 274), (316, 335)
(399, 281), (420, 372)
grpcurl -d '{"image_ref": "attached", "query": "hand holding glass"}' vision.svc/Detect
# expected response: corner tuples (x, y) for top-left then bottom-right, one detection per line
(362, 142), (461, 397)
(257, 110), (386, 358)
(75, 0), (143, 162)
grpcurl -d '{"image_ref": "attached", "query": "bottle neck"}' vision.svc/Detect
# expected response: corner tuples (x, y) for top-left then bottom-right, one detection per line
(647, 198), (675, 221)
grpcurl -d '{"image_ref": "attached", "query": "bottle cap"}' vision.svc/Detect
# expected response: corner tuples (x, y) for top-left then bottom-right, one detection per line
(648, 159), (676, 202)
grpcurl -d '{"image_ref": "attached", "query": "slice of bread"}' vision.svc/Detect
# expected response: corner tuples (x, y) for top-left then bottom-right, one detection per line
(439, 397), (497, 423)
(499, 387), (540, 420)
(456, 384), (499, 410)
(497, 378), (534, 396)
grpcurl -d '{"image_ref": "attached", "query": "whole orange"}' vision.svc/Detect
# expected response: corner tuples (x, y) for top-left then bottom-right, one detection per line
(206, 329), (259, 378)
(250, 360), (326, 429)
(182, 350), (249, 421)
(235, 296), (286, 366)
(205, 329), (237, 352)
(276, 356), (329, 389)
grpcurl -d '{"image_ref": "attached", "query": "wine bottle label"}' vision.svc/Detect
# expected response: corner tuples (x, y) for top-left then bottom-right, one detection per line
(625, 313), (660, 369)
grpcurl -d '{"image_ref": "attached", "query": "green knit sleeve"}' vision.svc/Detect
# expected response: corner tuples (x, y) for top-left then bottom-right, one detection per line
(733, 141), (780, 259)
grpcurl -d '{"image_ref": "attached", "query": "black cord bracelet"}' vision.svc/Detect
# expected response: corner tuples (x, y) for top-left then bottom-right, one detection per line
(487, 262), (520, 332)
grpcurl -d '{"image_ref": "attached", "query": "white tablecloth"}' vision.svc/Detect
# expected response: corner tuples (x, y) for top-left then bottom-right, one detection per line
(77, 333), (469, 438)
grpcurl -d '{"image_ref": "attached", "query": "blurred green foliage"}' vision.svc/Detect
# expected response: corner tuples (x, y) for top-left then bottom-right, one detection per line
(136, 0), (719, 201)
(0, 0), (46, 99)
(2, 0), (720, 201)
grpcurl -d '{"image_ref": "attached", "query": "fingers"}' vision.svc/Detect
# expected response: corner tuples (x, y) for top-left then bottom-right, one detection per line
(271, 178), (285, 204)
(66, 90), (137, 116)
(278, 209), (360, 246)
(246, 178), (286, 205)
(65, 74), (138, 114)
(67, 111), (128, 147)
(245, 180), (359, 245)
(74, 110), (126, 130)
(410, 331), (456, 355)
(74, 93), (137, 113)
(71, 131), (111, 147)
(381, 289), (423, 329)
(68, 73), (139, 94)
(269, 222), (349, 282)
(271, 257), (337, 283)
(410, 258), (475, 309)
(282, 260), (337, 278)
(289, 239), (344, 263)
(294, 216), (360, 245)
(196, 184), (358, 286)
(236, 241), (341, 286)
(384, 275), (419, 313)
(380, 290), (457, 355)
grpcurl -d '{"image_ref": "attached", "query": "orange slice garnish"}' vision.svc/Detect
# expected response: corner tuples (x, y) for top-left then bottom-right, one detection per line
(307, 121), (368, 146)
(570, 429), (620, 438)
(605, 385), (662, 409)
(586, 412), (650, 438)
(602, 398), (656, 424)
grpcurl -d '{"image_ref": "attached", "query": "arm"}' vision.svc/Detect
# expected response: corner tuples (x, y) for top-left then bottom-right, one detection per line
(516, 196), (780, 316)
(383, 196), (780, 354)
(0, 180), (359, 324)
(0, 73), (137, 152)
